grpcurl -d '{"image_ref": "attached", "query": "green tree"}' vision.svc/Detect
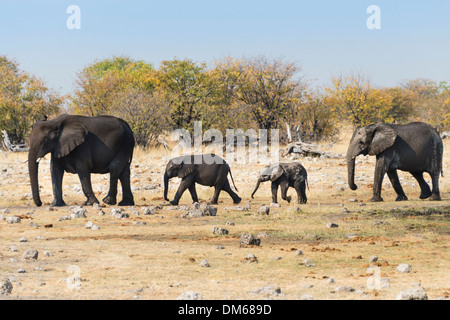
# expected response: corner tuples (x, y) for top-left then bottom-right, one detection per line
(0, 56), (63, 145)
(156, 58), (212, 131)
(235, 57), (302, 130)
(71, 56), (156, 116)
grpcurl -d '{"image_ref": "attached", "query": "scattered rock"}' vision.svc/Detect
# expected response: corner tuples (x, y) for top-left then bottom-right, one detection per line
(188, 203), (217, 217)
(176, 291), (202, 300)
(19, 237), (27, 242)
(295, 250), (303, 256)
(57, 215), (72, 221)
(0, 279), (13, 296)
(257, 205), (270, 215)
(250, 285), (281, 297)
(301, 294), (314, 300)
(270, 203), (281, 208)
(6, 216), (21, 224)
(17, 268), (26, 273)
(335, 286), (355, 293)
(397, 264), (412, 273)
(142, 207), (157, 215)
(225, 221), (235, 226)
(243, 254), (258, 263)
(326, 223), (339, 228)
(239, 233), (261, 247)
(302, 259), (316, 267)
(396, 287), (428, 300)
(70, 206), (87, 219)
(43, 251), (52, 257)
(212, 227), (229, 236)
(369, 256), (379, 263)
(200, 260), (210, 268)
(22, 249), (38, 260)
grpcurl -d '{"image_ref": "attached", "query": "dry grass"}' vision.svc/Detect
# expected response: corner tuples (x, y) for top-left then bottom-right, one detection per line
(0, 133), (449, 300)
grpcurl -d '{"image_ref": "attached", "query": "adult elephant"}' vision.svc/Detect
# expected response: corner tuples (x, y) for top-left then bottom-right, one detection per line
(251, 162), (308, 204)
(347, 122), (443, 202)
(163, 154), (241, 205)
(28, 114), (135, 207)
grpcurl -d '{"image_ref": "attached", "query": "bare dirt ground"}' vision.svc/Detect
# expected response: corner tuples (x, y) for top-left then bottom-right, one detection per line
(0, 132), (449, 300)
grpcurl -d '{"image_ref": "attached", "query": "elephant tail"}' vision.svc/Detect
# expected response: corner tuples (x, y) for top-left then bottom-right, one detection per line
(228, 167), (239, 192)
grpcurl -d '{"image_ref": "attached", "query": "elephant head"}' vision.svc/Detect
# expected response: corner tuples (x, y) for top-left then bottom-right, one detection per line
(346, 123), (397, 191)
(251, 163), (285, 199)
(28, 115), (88, 206)
(163, 157), (196, 201)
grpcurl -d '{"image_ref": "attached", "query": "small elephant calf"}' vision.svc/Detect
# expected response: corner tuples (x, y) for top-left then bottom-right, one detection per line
(251, 162), (308, 204)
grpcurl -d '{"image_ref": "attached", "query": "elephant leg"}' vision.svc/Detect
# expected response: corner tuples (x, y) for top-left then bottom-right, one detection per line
(118, 166), (134, 206)
(294, 180), (307, 204)
(271, 182), (279, 204)
(428, 171), (441, 201)
(371, 157), (388, 202)
(78, 171), (99, 206)
(411, 172), (432, 199)
(103, 172), (119, 205)
(188, 183), (199, 203)
(50, 160), (66, 207)
(171, 177), (193, 205)
(209, 186), (222, 205)
(222, 180), (241, 204)
(387, 170), (408, 201)
(280, 180), (291, 203)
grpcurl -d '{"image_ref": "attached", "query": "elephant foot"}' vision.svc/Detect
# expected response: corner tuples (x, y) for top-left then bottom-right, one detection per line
(370, 195), (384, 202)
(286, 196), (292, 203)
(428, 193), (441, 201)
(298, 198), (307, 204)
(118, 199), (135, 206)
(84, 197), (100, 206)
(51, 199), (66, 207)
(102, 195), (117, 206)
(170, 200), (179, 206)
(208, 201), (219, 205)
(419, 190), (432, 199)
(233, 196), (242, 205)
(395, 195), (408, 202)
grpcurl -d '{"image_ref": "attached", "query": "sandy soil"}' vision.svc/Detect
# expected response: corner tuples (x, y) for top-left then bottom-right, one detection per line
(0, 133), (448, 300)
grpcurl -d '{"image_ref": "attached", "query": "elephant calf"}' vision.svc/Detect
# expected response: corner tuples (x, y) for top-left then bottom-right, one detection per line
(251, 162), (308, 204)
(163, 154), (241, 205)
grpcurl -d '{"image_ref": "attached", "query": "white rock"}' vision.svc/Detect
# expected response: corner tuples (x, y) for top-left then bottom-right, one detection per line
(176, 291), (202, 300)
(397, 264), (412, 273)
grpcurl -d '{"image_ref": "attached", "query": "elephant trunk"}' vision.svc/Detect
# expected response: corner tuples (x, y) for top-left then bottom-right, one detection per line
(251, 178), (262, 199)
(346, 154), (358, 191)
(28, 150), (42, 207)
(163, 172), (170, 201)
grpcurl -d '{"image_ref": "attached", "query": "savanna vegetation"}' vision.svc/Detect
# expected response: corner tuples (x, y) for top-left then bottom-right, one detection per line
(1, 54), (449, 147)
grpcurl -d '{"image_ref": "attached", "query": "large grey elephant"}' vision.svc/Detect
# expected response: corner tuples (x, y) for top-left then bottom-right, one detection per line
(28, 114), (135, 207)
(163, 154), (241, 205)
(347, 122), (443, 202)
(251, 162), (308, 204)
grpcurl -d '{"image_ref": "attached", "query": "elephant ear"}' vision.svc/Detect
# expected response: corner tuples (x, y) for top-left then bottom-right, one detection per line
(270, 164), (285, 182)
(368, 124), (397, 156)
(55, 120), (88, 158)
(177, 164), (195, 179)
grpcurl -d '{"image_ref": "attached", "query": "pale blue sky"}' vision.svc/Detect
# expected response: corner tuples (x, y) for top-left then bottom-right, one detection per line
(1, 0), (449, 94)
